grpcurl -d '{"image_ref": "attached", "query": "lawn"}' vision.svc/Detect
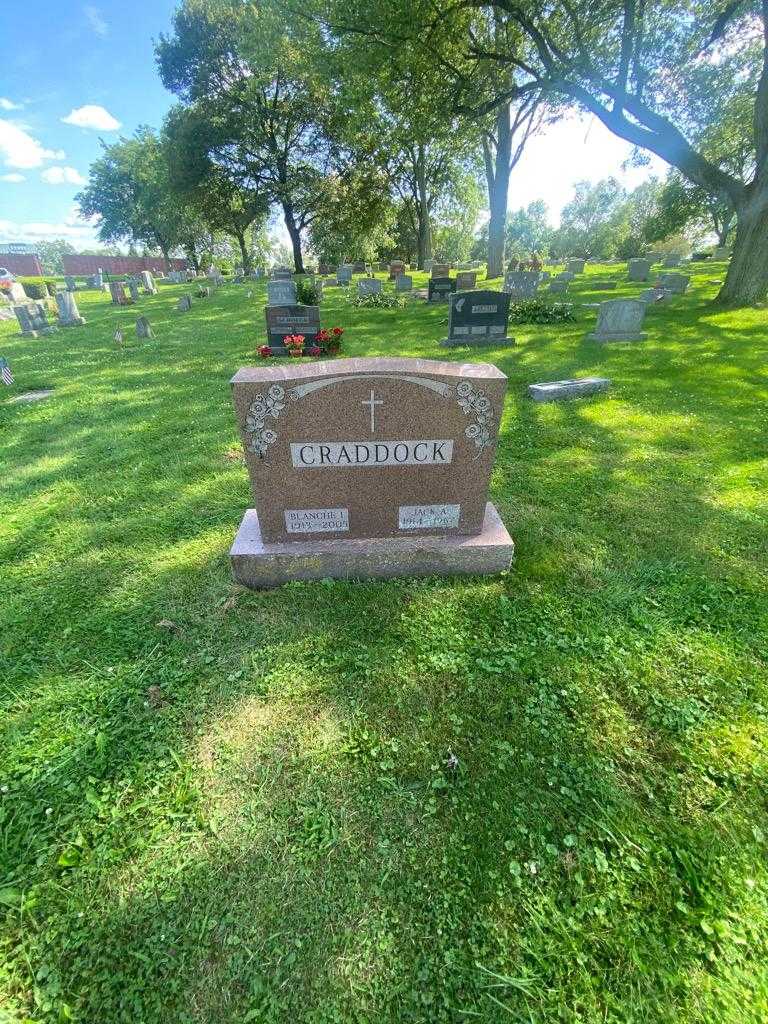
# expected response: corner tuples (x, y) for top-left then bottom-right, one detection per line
(1, 265), (767, 1023)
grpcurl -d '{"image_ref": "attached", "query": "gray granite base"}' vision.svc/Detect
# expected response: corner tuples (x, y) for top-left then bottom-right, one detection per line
(587, 331), (647, 343)
(231, 502), (514, 587)
(528, 377), (611, 402)
(439, 336), (515, 348)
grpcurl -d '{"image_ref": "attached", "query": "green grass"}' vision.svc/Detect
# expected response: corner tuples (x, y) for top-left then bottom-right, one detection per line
(1, 264), (767, 1023)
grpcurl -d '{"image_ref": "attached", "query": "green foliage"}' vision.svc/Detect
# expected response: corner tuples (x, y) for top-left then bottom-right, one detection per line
(348, 290), (407, 309)
(18, 278), (57, 299)
(508, 297), (577, 323)
(35, 240), (76, 276)
(506, 200), (553, 258)
(615, 235), (648, 260)
(296, 278), (321, 305)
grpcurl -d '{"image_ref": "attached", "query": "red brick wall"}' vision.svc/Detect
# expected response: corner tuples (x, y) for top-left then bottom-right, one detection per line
(62, 255), (189, 276)
(0, 253), (44, 276)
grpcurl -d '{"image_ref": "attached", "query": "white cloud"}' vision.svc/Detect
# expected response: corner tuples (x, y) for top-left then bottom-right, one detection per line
(0, 98), (23, 111)
(0, 210), (101, 246)
(62, 104), (120, 131)
(0, 119), (65, 169)
(1, 172), (25, 182)
(84, 5), (108, 36)
(41, 166), (87, 186)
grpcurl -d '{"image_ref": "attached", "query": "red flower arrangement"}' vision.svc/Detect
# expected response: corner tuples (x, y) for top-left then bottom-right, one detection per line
(284, 333), (305, 356)
(315, 326), (344, 355)
(307, 345), (321, 357)
(258, 344), (272, 358)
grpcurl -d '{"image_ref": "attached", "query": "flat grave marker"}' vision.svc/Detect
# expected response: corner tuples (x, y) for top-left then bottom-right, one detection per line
(528, 377), (611, 402)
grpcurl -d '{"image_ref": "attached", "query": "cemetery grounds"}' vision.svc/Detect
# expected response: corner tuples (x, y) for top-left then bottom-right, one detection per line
(0, 263), (767, 1022)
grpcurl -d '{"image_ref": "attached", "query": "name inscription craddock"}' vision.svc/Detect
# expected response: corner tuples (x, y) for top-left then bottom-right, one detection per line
(290, 439), (453, 468)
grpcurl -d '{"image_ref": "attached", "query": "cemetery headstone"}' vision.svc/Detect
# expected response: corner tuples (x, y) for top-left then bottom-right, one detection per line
(65, 276), (77, 292)
(140, 271), (157, 294)
(423, 259), (434, 272)
(566, 258), (585, 274)
(7, 282), (27, 303)
(663, 255), (682, 268)
(197, 285), (211, 299)
(14, 302), (58, 337)
(557, 271), (575, 282)
(109, 282), (131, 306)
(272, 268), (293, 282)
(336, 266), (352, 287)
(265, 304), (321, 354)
(548, 279), (569, 295)
(627, 258), (651, 282)
(503, 271), (540, 299)
(357, 278), (382, 297)
(440, 290), (513, 348)
(352, 261), (366, 274)
(128, 280), (140, 303)
(455, 271), (477, 291)
(229, 356), (514, 586)
(186, 269), (196, 281)
(389, 260), (405, 280)
(659, 273), (690, 294)
(587, 298), (647, 343)
(267, 279), (297, 305)
(640, 287), (669, 303)
(55, 291), (86, 327)
(177, 295), (192, 312)
(395, 274), (412, 292)
(431, 264), (451, 279)
(136, 316), (153, 339)
(428, 277), (456, 303)
(528, 377), (611, 402)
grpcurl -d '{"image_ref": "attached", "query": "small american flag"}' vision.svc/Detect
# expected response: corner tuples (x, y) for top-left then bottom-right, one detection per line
(114, 328), (123, 344)
(0, 357), (13, 386)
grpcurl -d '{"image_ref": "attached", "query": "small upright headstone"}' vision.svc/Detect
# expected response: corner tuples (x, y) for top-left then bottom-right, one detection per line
(423, 259), (434, 272)
(136, 316), (153, 339)
(8, 282), (26, 303)
(357, 278), (382, 297)
(14, 302), (58, 337)
(229, 356), (513, 586)
(140, 271), (157, 295)
(640, 286), (669, 303)
(587, 298), (647, 343)
(628, 258), (651, 282)
(663, 255), (682, 268)
(272, 268), (293, 282)
(197, 285), (211, 299)
(440, 290), (513, 348)
(659, 273), (690, 294)
(352, 261), (366, 274)
(265, 304), (321, 354)
(455, 271), (477, 291)
(431, 264), (451, 279)
(528, 377), (611, 403)
(566, 258), (585, 274)
(65, 276), (77, 292)
(389, 260), (405, 280)
(557, 271), (575, 282)
(395, 274), (412, 293)
(503, 271), (540, 299)
(549, 278), (569, 295)
(109, 282), (131, 306)
(427, 277), (456, 303)
(177, 295), (192, 312)
(55, 291), (86, 327)
(128, 280), (140, 303)
(336, 266), (352, 287)
(267, 280), (297, 305)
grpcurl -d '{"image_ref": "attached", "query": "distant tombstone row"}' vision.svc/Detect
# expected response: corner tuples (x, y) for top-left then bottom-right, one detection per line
(265, 304), (320, 354)
(440, 290), (513, 348)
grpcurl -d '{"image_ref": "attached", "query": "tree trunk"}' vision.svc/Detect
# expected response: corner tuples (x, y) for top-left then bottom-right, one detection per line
(281, 201), (305, 274)
(236, 231), (251, 274)
(714, 189), (768, 307)
(415, 144), (432, 269)
(485, 104), (513, 280)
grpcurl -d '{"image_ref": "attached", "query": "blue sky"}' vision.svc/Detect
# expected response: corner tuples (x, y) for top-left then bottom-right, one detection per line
(0, 1), (667, 251)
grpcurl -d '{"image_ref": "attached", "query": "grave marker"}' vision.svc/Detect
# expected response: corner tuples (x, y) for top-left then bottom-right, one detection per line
(109, 282), (132, 306)
(587, 298), (647, 343)
(357, 278), (382, 297)
(65, 276), (77, 291)
(265, 304), (321, 354)
(431, 264), (451, 279)
(395, 274), (412, 292)
(141, 271), (157, 295)
(528, 377), (611, 402)
(336, 266), (353, 286)
(566, 258), (585, 274)
(177, 295), (192, 311)
(267, 280), (297, 305)
(503, 271), (540, 299)
(427, 277), (456, 303)
(14, 302), (58, 337)
(440, 290), (513, 348)
(136, 316), (153, 339)
(55, 291), (86, 327)
(455, 271), (477, 291)
(128, 279), (140, 303)
(230, 356), (513, 585)
(659, 273), (690, 294)
(389, 260), (405, 280)
(627, 258), (651, 282)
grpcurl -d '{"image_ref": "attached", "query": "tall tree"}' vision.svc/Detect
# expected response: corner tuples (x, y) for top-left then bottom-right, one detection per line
(77, 128), (187, 267)
(439, 0), (765, 307)
(156, 0), (335, 273)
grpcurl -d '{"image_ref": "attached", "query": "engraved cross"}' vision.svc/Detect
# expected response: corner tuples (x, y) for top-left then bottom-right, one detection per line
(361, 388), (383, 433)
